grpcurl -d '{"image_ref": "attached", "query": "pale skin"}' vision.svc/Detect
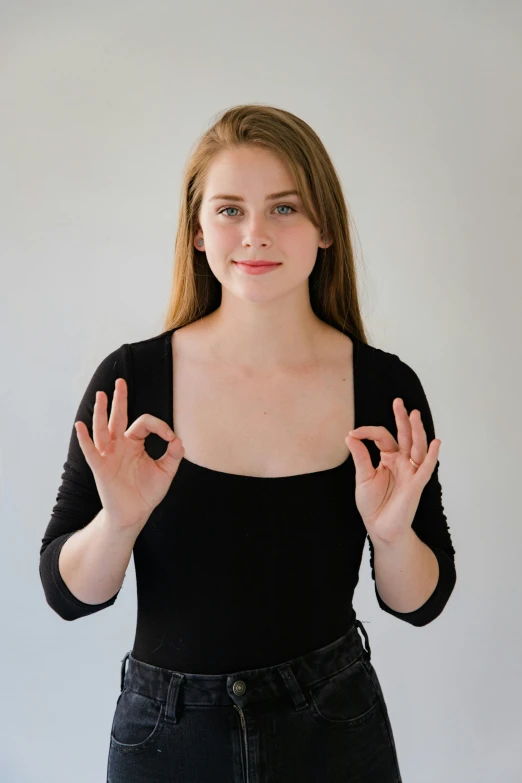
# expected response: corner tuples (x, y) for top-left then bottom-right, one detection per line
(346, 397), (442, 613)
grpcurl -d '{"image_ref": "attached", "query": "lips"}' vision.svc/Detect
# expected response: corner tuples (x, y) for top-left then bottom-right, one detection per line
(233, 261), (281, 267)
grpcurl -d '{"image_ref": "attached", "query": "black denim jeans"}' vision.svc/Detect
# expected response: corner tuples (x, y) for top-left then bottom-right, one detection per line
(107, 616), (402, 782)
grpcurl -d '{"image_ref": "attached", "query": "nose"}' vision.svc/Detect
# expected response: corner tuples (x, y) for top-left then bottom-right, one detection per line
(242, 238), (270, 249)
(240, 214), (273, 249)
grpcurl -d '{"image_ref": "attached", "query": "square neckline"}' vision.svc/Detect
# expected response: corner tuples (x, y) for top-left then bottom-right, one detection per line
(165, 326), (359, 481)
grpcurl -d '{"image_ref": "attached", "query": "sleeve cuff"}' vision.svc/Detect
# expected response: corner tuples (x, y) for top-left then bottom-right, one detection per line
(48, 532), (121, 620)
(375, 546), (456, 626)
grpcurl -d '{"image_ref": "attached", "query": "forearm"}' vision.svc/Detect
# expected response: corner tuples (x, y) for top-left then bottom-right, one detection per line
(371, 528), (440, 614)
(58, 509), (142, 605)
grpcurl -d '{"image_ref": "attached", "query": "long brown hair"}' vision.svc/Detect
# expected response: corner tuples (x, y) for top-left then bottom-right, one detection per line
(161, 103), (369, 344)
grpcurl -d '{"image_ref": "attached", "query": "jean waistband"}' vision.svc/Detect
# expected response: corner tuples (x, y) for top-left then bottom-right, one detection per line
(118, 617), (372, 722)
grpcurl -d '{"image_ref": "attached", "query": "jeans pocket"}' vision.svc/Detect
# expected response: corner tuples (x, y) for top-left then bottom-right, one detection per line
(110, 687), (166, 753)
(308, 655), (379, 728)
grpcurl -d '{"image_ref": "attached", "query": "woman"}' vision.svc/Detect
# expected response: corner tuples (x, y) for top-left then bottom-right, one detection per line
(40, 104), (456, 782)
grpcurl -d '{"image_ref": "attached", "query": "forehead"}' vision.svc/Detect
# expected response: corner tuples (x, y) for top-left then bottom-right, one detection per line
(203, 146), (297, 197)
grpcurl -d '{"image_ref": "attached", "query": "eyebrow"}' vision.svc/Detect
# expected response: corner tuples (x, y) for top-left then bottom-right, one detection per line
(208, 190), (300, 202)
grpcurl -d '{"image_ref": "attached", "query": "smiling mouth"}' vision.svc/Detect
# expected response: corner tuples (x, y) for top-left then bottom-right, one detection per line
(232, 261), (281, 266)
(232, 261), (282, 275)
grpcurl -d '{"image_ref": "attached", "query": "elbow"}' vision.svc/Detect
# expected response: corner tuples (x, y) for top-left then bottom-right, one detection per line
(41, 591), (82, 621)
(377, 551), (457, 627)
(41, 586), (120, 621)
(39, 554), (120, 621)
(40, 576), (85, 621)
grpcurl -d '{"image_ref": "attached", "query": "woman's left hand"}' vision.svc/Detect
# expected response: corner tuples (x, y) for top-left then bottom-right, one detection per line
(345, 398), (441, 546)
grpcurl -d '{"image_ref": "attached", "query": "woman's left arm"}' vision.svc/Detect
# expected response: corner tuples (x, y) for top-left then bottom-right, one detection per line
(346, 354), (457, 626)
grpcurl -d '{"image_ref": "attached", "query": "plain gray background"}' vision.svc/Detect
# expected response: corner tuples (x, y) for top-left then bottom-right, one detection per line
(1, 1), (521, 781)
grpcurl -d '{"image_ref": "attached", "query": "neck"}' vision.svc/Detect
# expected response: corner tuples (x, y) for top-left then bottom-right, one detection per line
(201, 307), (329, 374)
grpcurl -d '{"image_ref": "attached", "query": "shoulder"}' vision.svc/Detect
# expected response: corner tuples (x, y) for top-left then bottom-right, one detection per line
(80, 330), (173, 395)
(127, 328), (173, 350)
(355, 339), (432, 419)
(124, 328), (175, 370)
(355, 337), (420, 382)
(353, 334), (399, 377)
(127, 323), (207, 359)
(91, 330), (172, 374)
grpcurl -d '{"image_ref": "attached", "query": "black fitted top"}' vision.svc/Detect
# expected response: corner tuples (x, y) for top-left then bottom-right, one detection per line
(39, 326), (456, 674)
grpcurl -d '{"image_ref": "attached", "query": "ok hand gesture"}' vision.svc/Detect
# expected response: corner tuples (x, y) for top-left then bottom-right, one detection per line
(345, 398), (441, 546)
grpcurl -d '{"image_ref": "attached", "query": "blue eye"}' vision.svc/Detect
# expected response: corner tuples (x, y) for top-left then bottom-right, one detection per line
(217, 204), (296, 217)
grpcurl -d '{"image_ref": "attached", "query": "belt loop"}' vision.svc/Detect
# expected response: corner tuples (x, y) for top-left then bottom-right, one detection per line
(277, 663), (308, 711)
(164, 672), (184, 724)
(355, 619), (372, 661)
(120, 651), (131, 692)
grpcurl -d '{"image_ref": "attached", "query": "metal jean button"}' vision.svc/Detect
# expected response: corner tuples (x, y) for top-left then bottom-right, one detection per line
(232, 680), (246, 696)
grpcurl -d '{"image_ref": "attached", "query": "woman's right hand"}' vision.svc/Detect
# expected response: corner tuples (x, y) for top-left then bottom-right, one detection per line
(74, 377), (185, 532)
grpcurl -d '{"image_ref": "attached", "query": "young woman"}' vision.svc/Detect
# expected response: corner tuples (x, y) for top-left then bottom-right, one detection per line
(40, 104), (456, 782)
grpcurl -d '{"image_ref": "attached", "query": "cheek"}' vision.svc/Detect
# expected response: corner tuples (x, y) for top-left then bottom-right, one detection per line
(284, 224), (320, 247)
(213, 225), (239, 249)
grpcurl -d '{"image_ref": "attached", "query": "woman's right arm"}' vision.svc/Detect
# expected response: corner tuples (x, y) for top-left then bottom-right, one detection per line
(57, 508), (144, 607)
(39, 344), (133, 620)
(39, 341), (184, 621)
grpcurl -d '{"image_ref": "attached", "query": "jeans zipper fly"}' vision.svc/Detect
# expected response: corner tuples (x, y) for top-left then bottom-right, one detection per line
(233, 703), (248, 781)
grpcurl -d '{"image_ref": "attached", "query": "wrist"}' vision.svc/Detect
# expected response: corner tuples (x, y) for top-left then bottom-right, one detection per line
(369, 527), (417, 553)
(97, 508), (147, 539)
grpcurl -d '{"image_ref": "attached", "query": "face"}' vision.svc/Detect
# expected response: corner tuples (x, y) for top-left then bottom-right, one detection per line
(195, 146), (331, 304)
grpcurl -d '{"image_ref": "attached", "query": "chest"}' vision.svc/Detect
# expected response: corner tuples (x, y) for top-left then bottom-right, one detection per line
(171, 332), (355, 478)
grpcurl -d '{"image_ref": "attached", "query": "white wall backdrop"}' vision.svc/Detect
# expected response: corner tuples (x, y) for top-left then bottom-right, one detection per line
(1, 1), (521, 781)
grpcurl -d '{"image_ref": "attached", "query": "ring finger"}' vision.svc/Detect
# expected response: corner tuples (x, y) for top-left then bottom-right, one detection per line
(404, 405), (428, 463)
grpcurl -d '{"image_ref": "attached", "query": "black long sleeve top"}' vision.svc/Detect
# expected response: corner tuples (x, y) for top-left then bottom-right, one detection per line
(39, 326), (456, 674)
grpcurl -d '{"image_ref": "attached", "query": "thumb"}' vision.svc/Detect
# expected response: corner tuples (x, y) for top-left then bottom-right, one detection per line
(156, 437), (185, 472)
(345, 435), (374, 480)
